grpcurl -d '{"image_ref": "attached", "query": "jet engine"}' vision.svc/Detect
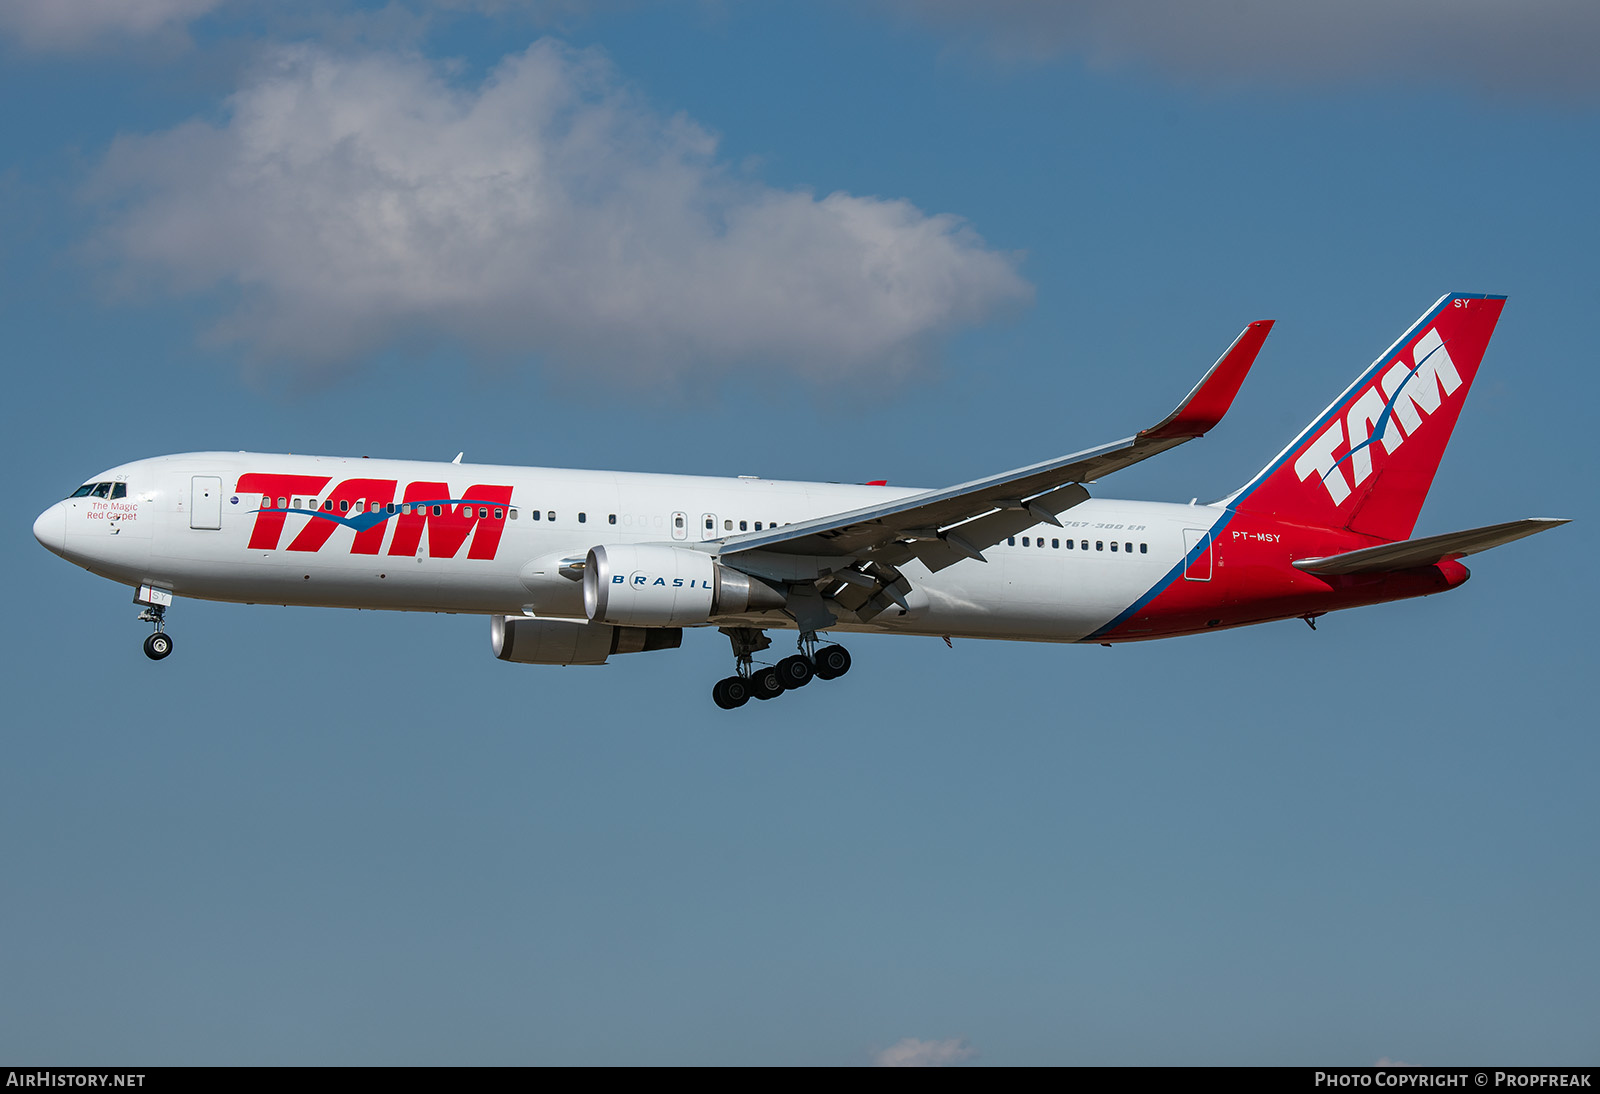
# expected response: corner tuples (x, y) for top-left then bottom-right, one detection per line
(491, 615), (681, 666)
(582, 544), (786, 626)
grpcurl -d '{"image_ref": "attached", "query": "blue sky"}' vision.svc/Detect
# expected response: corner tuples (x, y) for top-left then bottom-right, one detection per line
(3, 0), (1596, 1066)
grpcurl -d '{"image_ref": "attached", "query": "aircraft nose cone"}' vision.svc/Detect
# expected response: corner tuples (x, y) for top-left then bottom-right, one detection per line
(33, 503), (65, 556)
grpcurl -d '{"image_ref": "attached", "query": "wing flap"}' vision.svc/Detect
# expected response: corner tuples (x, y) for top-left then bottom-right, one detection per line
(1292, 517), (1569, 575)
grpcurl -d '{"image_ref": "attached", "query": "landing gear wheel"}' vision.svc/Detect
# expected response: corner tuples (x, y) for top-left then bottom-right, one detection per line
(751, 666), (785, 701)
(776, 655), (815, 689)
(143, 632), (173, 661)
(813, 644), (850, 680)
(712, 676), (751, 710)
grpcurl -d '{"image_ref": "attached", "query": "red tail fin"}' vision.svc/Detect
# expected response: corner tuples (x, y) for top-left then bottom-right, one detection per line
(1225, 293), (1505, 541)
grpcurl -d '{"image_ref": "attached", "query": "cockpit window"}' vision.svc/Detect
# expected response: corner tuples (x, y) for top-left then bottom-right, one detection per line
(68, 480), (130, 499)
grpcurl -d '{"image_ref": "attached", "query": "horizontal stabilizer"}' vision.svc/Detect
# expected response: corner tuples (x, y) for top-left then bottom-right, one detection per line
(1293, 518), (1569, 575)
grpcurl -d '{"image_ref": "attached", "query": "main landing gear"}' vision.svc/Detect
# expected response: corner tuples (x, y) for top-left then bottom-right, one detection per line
(712, 628), (851, 710)
(137, 596), (173, 661)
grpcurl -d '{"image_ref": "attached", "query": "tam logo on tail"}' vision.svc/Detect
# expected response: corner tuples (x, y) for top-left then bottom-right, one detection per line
(1293, 325), (1463, 505)
(1230, 293), (1505, 542)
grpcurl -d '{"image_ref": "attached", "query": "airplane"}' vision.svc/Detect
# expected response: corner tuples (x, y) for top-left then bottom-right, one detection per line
(32, 292), (1567, 709)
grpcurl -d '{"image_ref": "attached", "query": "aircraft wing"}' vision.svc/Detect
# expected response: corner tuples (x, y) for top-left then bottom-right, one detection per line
(716, 320), (1274, 567)
(1292, 517), (1570, 576)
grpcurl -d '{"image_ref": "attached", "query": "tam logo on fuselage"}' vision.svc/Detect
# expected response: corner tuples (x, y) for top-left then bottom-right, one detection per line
(235, 474), (514, 560)
(1292, 327), (1462, 505)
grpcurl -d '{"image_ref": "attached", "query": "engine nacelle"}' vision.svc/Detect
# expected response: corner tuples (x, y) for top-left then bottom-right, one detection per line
(491, 615), (681, 666)
(583, 544), (786, 626)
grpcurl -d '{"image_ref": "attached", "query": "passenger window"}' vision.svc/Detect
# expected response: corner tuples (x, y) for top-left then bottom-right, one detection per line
(1125, 542), (1133, 553)
(1008, 536), (1015, 546)
(530, 509), (540, 520)
(294, 497), (303, 509)
(724, 519), (733, 531)
(494, 508), (504, 520)
(1140, 543), (1148, 554)
(1111, 541), (1118, 552)
(432, 505), (442, 516)
(1052, 539), (1059, 549)
(705, 518), (714, 531)
(609, 514), (617, 525)
(509, 508), (518, 520)
(1038, 539), (1045, 549)
(548, 511), (556, 522)
(1065, 539), (1074, 549)
(1096, 541), (1103, 551)
(676, 515), (686, 529)
(739, 520), (748, 531)
(111, 484), (127, 500)
(754, 521), (762, 531)
(1081, 540), (1089, 550)
(578, 512), (586, 523)
(1022, 537), (1030, 547)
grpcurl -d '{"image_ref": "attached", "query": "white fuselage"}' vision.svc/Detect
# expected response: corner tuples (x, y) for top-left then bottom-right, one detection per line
(38, 452), (1229, 643)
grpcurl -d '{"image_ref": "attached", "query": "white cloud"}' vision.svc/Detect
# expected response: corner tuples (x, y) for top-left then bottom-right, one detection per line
(896, 0), (1600, 101)
(0, 0), (588, 52)
(873, 1036), (978, 1067)
(88, 40), (1029, 385)
(0, 0), (222, 50)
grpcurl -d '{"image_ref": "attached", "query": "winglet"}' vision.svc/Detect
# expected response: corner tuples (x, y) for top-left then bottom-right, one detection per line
(1139, 320), (1273, 441)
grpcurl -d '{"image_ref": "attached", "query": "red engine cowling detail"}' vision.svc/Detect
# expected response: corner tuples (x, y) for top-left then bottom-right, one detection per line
(583, 544), (785, 626)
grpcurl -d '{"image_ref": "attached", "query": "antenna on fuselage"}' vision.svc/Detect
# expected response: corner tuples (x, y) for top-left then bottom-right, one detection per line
(452, 452), (463, 464)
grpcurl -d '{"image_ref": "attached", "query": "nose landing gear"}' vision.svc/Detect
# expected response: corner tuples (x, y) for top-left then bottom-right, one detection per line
(135, 585), (174, 661)
(710, 627), (851, 710)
